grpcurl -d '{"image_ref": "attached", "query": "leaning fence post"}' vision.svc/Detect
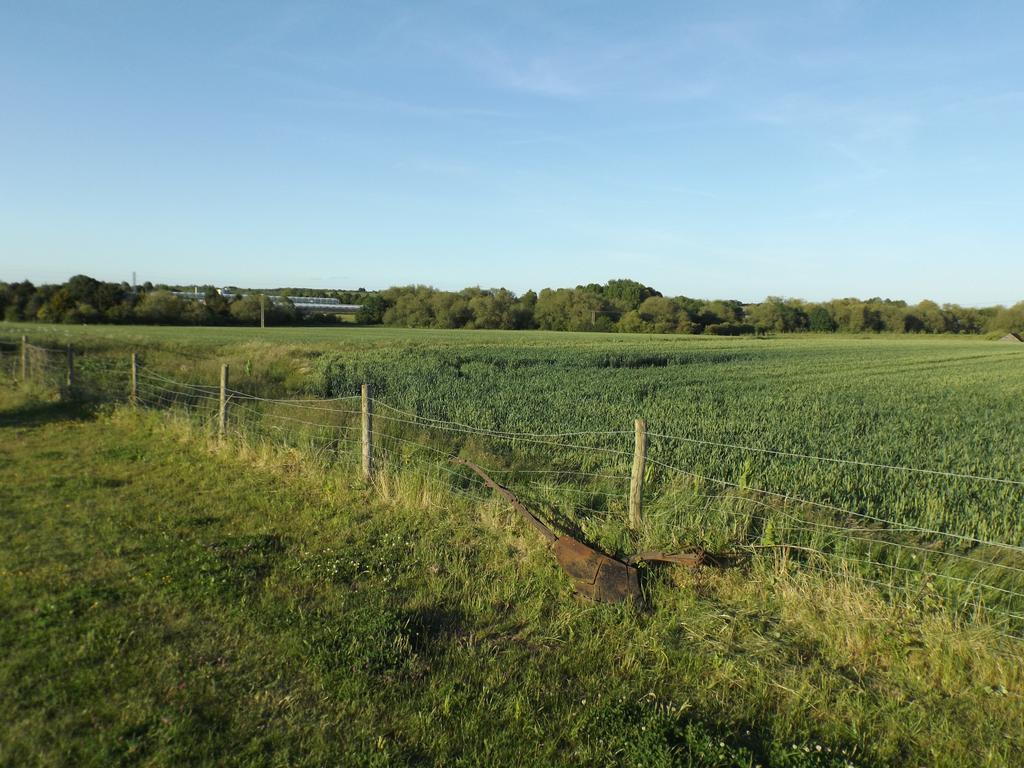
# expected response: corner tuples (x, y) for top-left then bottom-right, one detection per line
(219, 364), (229, 440)
(629, 418), (647, 529)
(361, 383), (373, 481)
(65, 345), (74, 399)
(20, 336), (27, 381)
(130, 352), (138, 405)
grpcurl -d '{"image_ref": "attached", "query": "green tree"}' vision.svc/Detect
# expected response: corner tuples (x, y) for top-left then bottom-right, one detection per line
(510, 290), (537, 329)
(637, 296), (679, 333)
(430, 292), (472, 328)
(617, 310), (645, 333)
(229, 295), (263, 324)
(992, 301), (1024, 334)
(914, 300), (950, 333)
(807, 305), (837, 332)
(355, 295), (388, 325)
(747, 298), (807, 333)
(135, 290), (183, 323)
(602, 279), (659, 312)
(383, 287), (434, 327)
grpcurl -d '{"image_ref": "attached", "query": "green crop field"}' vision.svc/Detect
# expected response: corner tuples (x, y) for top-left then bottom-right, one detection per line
(3, 322), (1024, 766)
(5, 323), (1023, 622)
(311, 333), (1024, 537)
(4, 324), (1023, 540)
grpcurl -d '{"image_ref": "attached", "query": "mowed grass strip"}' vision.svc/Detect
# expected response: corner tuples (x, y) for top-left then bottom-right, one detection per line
(0, 388), (1022, 767)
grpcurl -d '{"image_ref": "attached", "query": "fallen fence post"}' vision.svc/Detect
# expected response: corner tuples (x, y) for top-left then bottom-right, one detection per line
(629, 417), (647, 529)
(130, 352), (138, 405)
(219, 364), (229, 439)
(20, 336), (27, 381)
(361, 383), (373, 481)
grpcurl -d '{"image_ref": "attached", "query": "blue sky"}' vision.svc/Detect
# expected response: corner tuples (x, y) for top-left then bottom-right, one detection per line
(1, 1), (1022, 304)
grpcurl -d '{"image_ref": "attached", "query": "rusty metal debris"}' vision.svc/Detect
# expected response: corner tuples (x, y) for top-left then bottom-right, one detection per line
(627, 550), (748, 570)
(451, 457), (556, 544)
(627, 550), (705, 567)
(452, 457), (732, 605)
(553, 536), (641, 603)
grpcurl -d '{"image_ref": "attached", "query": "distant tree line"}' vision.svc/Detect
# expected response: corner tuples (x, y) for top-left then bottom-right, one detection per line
(3, 275), (1023, 336)
(356, 281), (1022, 335)
(0, 276), (371, 327)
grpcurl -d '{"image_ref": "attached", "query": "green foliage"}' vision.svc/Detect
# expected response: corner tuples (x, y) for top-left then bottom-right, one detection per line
(572, 697), (757, 766)
(992, 301), (1024, 334)
(228, 294), (298, 325)
(1, 275), (1016, 335)
(747, 298), (808, 333)
(704, 322), (756, 336)
(603, 278), (661, 310)
(308, 334), (1024, 550)
(2, 390), (1021, 766)
(135, 290), (184, 323)
(356, 294), (388, 324)
(807, 306), (836, 332)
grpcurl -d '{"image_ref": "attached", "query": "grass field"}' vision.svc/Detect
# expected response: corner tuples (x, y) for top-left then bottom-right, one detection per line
(3, 323), (1024, 765)
(5, 323), (1022, 619)
(2, 381), (1023, 767)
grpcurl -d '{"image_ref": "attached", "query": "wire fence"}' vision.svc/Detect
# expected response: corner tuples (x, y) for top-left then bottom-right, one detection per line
(6, 337), (1024, 635)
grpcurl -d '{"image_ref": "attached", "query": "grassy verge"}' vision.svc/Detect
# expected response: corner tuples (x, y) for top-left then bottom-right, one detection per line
(1, 385), (1022, 767)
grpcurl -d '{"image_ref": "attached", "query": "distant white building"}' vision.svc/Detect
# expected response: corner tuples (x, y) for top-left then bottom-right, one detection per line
(175, 288), (361, 314)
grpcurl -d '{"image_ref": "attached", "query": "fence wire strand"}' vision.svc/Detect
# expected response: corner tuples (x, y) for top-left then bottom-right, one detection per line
(11, 347), (1024, 634)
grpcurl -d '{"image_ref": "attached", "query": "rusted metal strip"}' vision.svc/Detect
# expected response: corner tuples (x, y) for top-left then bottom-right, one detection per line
(452, 457), (640, 603)
(451, 457), (558, 543)
(626, 550), (748, 569)
(626, 550), (705, 567)
(451, 457), (741, 604)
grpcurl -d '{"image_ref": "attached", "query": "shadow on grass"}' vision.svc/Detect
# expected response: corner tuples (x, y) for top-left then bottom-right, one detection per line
(0, 397), (98, 428)
(404, 602), (469, 654)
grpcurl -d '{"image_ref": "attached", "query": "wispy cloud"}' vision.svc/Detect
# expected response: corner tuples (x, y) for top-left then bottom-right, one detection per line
(750, 93), (919, 141)
(425, 34), (594, 99)
(742, 90), (920, 181)
(469, 45), (586, 98)
(411, 10), (735, 103)
(824, 140), (888, 177)
(939, 89), (1024, 113)
(232, 61), (510, 121)
(393, 155), (477, 178)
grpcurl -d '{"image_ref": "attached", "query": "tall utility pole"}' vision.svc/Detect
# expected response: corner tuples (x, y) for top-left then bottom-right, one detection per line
(260, 295), (265, 328)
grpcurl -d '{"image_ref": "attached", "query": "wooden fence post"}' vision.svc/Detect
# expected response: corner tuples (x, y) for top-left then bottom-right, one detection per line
(65, 345), (74, 399)
(20, 336), (27, 381)
(629, 418), (647, 529)
(219, 364), (229, 440)
(130, 352), (138, 405)
(361, 383), (373, 481)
